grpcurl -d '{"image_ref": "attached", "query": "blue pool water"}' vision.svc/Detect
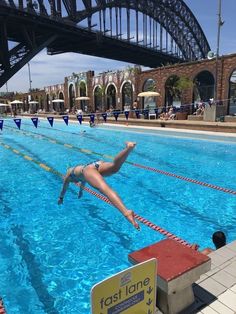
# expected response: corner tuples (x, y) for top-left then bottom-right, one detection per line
(0, 118), (236, 313)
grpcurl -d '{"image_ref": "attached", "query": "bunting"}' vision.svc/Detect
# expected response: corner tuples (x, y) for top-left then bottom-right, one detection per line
(14, 118), (21, 129)
(102, 113), (107, 122)
(31, 117), (39, 128)
(90, 114), (95, 123)
(47, 117), (54, 127)
(77, 114), (83, 124)
(0, 119), (3, 130)
(62, 115), (69, 125)
(124, 111), (129, 120)
(113, 111), (120, 121)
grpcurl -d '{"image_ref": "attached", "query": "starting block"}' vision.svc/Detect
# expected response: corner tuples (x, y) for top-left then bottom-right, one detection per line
(128, 239), (211, 314)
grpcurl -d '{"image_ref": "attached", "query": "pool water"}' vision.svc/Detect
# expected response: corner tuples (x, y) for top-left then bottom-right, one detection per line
(0, 118), (236, 313)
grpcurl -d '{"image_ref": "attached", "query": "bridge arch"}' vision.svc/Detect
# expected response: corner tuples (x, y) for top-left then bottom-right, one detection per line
(76, 0), (210, 61)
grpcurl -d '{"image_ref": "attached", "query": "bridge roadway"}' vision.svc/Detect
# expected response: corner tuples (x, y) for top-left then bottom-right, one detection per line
(0, 3), (181, 88)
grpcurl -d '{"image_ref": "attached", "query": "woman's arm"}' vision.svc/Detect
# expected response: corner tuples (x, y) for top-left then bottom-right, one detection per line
(58, 174), (71, 204)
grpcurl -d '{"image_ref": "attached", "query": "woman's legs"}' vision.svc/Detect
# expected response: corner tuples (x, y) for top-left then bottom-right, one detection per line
(82, 167), (140, 230)
(99, 142), (136, 176)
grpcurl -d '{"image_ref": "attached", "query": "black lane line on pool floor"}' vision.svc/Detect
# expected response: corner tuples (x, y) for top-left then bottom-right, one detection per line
(0, 198), (59, 313)
(0, 140), (191, 246)
(4, 125), (236, 196)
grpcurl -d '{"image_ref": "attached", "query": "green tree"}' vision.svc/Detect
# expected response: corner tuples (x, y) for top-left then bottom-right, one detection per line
(94, 85), (106, 110)
(165, 75), (193, 106)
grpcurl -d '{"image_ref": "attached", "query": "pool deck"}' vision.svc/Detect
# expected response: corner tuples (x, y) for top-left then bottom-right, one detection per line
(155, 240), (236, 314)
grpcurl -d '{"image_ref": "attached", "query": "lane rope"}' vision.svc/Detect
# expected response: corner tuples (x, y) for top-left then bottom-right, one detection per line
(0, 298), (6, 314)
(4, 125), (236, 196)
(0, 140), (192, 247)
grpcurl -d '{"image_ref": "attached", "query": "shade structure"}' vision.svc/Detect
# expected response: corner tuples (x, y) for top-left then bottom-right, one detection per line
(0, 103), (11, 107)
(52, 99), (64, 103)
(29, 101), (39, 104)
(75, 96), (90, 101)
(10, 100), (23, 104)
(138, 91), (160, 97)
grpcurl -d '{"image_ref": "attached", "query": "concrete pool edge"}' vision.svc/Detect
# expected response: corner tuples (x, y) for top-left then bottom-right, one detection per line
(18, 115), (236, 143)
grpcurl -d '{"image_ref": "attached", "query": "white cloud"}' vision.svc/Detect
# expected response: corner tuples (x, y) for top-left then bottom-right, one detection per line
(0, 49), (133, 93)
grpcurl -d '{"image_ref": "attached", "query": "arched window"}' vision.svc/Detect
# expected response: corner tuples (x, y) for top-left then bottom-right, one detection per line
(193, 71), (214, 103)
(228, 70), (236, 115)
(122, 82), (133, 110)
(94, 86), (103, 111)
(79, 81), (87, 111)
(165, 75), (181, 107)
(106, 84), (116, 110)
(142, 79), (156, 109)
(69, 84), (75, 109)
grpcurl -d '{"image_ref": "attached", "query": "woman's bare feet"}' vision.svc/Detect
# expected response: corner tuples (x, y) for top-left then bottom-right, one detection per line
(125, 141), (136, 149)
(125, 210), (140, 230)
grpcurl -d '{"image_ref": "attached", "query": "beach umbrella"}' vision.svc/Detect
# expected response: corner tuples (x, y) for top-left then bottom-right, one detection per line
(29, 101), (39, 104)
(10, 100), (23, 104)
(52, 99), (64, 103)
(138, 91), (160, 97)
(0, 103), (11, 107)
(75, 96), (90, 101)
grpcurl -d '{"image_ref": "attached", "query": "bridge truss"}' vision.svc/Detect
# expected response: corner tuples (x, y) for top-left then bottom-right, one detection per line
(0, 0), (210, 88)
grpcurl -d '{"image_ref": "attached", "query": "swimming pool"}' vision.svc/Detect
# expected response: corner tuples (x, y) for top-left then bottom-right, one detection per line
(0, 118), (236, 313)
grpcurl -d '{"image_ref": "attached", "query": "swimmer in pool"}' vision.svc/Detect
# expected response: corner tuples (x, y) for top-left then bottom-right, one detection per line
(58, 142), (140, 230)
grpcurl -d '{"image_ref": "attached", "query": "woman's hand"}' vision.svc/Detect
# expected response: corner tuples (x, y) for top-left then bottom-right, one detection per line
(58, 197), (63, 205)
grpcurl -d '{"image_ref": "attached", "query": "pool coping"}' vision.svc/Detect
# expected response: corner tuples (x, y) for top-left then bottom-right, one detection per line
(17, 115), (236, 143)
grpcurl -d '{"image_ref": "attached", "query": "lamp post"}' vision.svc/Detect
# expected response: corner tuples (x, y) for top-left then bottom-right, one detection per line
(28, 62), (32, 92)
(215, 0), (224, 100)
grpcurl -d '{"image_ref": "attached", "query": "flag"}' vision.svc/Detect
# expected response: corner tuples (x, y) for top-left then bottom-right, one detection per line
(14, 118), (21, 129)
(47, 117), (54, 127)
(31, 117), (39, 128)
(124, 111), (129, 120)
(0, 119), (3, 130)
(77, 114), (83, 124)
(113, 111), (120, 121)
(102, 113), (107, 122)
(90, 114), (95, 123)
(62, 115), (69, 125)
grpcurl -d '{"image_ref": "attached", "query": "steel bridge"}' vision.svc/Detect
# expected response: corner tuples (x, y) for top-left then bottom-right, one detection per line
(0, 0), (210, 88)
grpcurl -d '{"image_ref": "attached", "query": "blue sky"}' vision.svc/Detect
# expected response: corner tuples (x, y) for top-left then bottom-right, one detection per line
(1, 0), (235, 93)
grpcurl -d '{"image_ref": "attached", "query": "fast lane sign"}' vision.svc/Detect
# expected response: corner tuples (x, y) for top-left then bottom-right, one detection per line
(91, 258), (156, 314)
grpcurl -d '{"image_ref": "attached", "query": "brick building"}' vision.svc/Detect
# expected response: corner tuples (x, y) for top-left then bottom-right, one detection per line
(17, 52), (236, 116)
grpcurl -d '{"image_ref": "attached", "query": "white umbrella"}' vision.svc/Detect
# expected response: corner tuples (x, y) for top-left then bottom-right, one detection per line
(0, 103), (11, 107)
(75, 96), (90, 101)
(52, 99), (64, 103)
(138, 91), (160, 97)
(29, 101), (39, 104)
(10, 100), (23, 104)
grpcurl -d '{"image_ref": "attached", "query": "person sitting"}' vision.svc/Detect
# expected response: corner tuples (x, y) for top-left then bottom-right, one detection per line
(159, 107), (175, 120)
(193, 103), (205, 116)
